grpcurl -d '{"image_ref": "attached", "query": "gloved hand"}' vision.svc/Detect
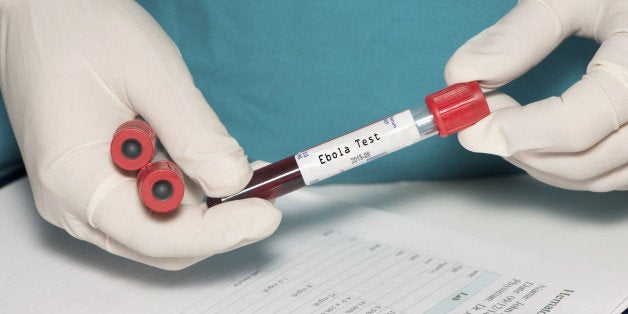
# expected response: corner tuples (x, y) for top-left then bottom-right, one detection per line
(0, 0), (281, 270)
(446, 0), (628, 191)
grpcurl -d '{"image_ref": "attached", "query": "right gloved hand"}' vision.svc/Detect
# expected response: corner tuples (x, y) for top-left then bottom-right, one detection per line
(446, 0), (628, 192)
(0, 0), (281, 270)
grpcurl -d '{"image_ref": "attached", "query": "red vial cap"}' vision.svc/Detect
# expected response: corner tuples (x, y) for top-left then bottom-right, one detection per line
(110, 119), (156, 171)
(425, 81), (489, 137)
(137, 161), (185, 213)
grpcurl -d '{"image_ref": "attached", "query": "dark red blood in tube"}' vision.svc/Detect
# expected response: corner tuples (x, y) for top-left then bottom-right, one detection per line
(206, 156), (305, 207)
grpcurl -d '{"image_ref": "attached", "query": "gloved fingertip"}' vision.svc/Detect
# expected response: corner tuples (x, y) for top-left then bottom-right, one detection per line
(196, 198), (282, 254)
(444, 47), (509, 89)
(484, 91), (521, 112)
(242, 199), (282, 241)
(457, 121), (509, 157)
(250, 160), (271, 171)
(216, 198), (282, 237)
(458, 93), (522, 157)
(444, 52), (479, 86)
(191, 153), (253, 198)
(255, 198), (283, 229)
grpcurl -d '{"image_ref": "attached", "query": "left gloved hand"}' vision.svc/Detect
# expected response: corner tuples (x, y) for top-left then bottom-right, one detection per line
(445, 0), (628, 191)
(0, 0), (282, 270)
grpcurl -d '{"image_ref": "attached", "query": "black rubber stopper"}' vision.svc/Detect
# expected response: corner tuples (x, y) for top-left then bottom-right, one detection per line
(152, 180), (173, 201)
(121, 139), (142, 160)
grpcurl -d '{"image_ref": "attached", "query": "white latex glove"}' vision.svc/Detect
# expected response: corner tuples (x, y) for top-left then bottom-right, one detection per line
(446, 0), (628, 192)
(0, 0), (281, 270)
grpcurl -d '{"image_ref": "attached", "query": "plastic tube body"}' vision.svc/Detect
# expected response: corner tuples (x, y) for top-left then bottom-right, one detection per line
(206, 104), (438, 206)
(206, 81), (488, 207)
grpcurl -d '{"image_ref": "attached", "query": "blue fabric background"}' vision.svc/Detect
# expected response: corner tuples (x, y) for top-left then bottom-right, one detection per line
(0, 1), (600, 183)
(0, 90), (21, 180)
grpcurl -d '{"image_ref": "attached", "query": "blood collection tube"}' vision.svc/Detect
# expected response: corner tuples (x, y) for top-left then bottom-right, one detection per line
(136, 160), (185, 213)
(110, 118), (184, 213)
(206, 81), (489, 207)
(110, 119), (157, 171)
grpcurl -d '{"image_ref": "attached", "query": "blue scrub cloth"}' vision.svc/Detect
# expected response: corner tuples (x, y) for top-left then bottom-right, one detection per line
(0, 1), (599, 183)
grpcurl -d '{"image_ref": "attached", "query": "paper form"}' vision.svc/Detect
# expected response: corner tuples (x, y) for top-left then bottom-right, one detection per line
(180, 223), (623, 314)
(184, 229), (502, 313)
(1, 178), (627, 313)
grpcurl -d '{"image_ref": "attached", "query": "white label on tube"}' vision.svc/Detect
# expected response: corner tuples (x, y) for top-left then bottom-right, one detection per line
(295, 110), (422, 185)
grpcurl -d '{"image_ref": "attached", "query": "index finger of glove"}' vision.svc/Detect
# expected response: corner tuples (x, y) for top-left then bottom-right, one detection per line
(445, 0), (600, 88)
(114, 0), (253, 198)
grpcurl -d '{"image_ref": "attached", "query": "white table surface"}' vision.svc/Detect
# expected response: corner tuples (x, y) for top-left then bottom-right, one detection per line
(308, 174), (628, 270)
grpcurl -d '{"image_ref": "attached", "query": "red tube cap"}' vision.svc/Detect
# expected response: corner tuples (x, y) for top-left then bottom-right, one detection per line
(425, 81), (489, 137)
(110, 119), (157, 170)
(137, 161), (185, 213)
